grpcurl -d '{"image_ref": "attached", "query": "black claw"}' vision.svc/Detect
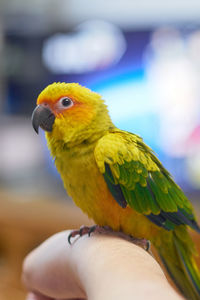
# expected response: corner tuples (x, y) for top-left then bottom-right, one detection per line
(68, 233), (73, 244)
(146, 240), (151, 252)
(88, 225), (97, 237)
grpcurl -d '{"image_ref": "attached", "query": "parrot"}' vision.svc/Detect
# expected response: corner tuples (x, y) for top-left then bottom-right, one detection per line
(32, 82), (200, 299)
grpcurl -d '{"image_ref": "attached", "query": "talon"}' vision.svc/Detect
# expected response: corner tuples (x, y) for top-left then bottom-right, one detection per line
(88, 225), (97, 236)
(68, 226), (94, 244)
(68, 229), (81, 244)
(146, 240), (151, 252)
(68, 233), (73, 244)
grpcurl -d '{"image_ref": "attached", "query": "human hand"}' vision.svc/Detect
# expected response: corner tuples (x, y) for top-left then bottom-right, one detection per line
(22, 230), (183, 300)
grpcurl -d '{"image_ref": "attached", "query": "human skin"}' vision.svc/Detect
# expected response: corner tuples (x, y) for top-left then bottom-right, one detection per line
(22, 230), (183, 300)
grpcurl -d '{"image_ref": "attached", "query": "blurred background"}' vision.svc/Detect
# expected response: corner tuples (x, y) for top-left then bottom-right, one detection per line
(0, 0), (200, 299)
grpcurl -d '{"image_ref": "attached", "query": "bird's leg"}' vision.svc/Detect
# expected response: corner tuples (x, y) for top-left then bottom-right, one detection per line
(68, 225), (151, 252)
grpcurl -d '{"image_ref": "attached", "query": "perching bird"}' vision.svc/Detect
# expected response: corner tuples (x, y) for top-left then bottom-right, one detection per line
(32, 82), (200, 299)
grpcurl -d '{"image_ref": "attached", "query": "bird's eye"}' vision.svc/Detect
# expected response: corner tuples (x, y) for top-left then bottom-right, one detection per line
(60, 97), (73, 108)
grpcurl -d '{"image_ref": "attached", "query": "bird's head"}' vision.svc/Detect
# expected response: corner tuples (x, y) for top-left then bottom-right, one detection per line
(32, 82), (113, 147)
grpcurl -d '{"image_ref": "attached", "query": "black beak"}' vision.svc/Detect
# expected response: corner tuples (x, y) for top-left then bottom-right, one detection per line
(31, 105), (55, 134)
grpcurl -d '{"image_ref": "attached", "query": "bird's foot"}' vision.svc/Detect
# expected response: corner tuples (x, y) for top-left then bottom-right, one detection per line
(68, 225), (151, 252)
(68, 225), (96, 244)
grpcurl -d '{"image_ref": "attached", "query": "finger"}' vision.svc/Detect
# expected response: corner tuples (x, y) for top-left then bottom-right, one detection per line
(23, 231), (86, 299)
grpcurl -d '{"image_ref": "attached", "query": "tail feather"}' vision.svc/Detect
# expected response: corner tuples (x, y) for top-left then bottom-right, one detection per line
(157, 226), (200, 300)
(173, 238), (200, 296)
(160, 253), (196, 298)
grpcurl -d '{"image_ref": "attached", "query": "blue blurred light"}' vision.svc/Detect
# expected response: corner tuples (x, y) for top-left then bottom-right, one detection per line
(91, 70), (159, 149)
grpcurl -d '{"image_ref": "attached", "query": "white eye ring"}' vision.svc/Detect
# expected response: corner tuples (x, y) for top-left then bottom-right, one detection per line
(59, 97), (73, 108)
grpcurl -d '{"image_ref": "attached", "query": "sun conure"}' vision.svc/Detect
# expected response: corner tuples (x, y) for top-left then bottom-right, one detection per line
(32, 82), (200, 299)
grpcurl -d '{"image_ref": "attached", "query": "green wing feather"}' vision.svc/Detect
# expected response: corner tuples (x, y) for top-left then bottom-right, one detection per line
(94, 129), (200, 232)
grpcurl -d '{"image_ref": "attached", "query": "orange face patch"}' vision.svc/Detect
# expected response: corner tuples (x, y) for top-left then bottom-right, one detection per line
(61, 102), (96, 126)
(38, 95), (95, 126)
(36, 82), (102, 125)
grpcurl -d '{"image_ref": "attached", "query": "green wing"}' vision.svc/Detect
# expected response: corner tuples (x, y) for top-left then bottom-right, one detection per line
(94, 130), (200, 232)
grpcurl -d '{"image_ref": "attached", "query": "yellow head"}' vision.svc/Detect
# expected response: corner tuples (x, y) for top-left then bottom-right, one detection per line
(32, 82), (113, 147)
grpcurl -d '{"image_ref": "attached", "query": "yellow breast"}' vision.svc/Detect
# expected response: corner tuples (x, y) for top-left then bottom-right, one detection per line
(52, 141), (162, 243)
